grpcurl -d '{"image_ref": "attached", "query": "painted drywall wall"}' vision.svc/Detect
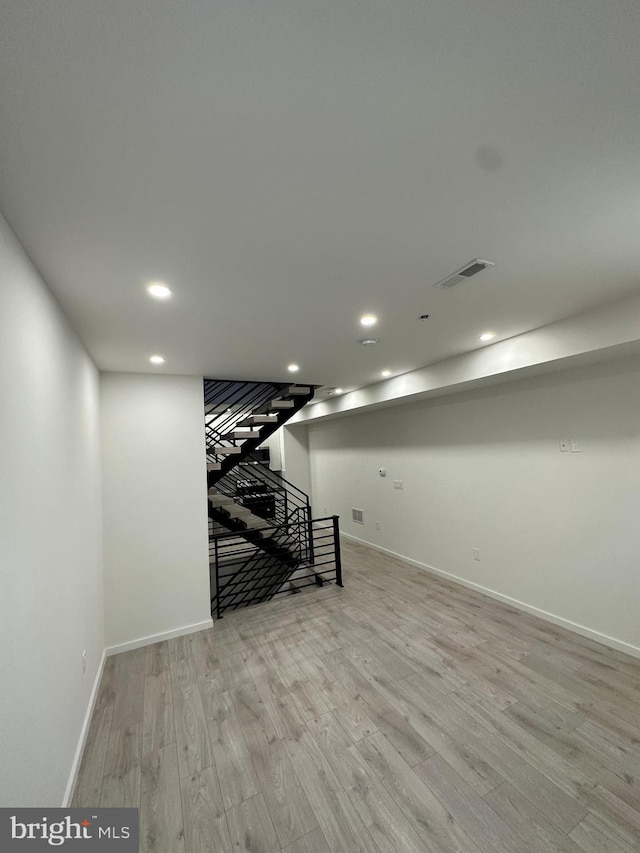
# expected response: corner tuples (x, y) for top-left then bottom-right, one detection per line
(0, 214), (104, 806)
(308, 355), (640, 654)
(282, 424), (313, 508)
(101, 373), (211, 650)
(261, 429), (284, 471)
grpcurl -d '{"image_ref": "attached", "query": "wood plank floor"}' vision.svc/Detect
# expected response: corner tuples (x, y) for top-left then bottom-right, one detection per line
(73, 539), (640, 852)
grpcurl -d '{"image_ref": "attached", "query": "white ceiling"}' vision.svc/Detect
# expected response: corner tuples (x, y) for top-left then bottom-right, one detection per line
(1, 0), (639, 393)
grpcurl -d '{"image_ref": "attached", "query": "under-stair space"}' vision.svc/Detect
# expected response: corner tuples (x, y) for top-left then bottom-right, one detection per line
(204, 378), (342, 617)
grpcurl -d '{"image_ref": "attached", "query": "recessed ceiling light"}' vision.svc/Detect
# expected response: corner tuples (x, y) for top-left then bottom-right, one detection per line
(360, 338), (378, 346)
(360, 314), (377, 327)
(287, 363), (300, 373)
(381, 370), (392, 378)
(479, 331), (496, 342)
(149, 354), (165, 364)
(147, 282), (172, 300)
(334, 388), (344, 394)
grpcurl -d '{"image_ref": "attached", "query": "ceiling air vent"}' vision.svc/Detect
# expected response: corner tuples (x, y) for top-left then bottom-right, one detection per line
(352, 508), (364, 524)
(433, 259), (496, 290)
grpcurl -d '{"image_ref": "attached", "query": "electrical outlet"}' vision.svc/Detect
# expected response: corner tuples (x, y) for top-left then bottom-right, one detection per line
(570, 439), (581, 453)
(472, 548), (480, 561)
(393, 480), (404, 490)
(559, 439), (569, 452)
(82, 650), (87, 674)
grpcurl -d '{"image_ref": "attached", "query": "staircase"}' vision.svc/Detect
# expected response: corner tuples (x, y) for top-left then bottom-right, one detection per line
(205, 380), (311, 473)
(205, 378), (341, 617)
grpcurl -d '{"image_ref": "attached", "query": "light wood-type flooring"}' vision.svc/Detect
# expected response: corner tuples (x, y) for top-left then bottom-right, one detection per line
(73, 538), (640, 852)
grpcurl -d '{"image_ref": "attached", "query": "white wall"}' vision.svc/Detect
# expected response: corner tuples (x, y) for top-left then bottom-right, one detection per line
(261, 429), (284, 471)
(308, 355), (640, 655)
(101, 373), (212, 650)
(0, 215), (104, 806)
(282, 424), (313, 508)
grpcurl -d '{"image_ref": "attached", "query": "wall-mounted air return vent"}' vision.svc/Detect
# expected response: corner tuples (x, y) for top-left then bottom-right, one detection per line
(352, 508), (364, 524)
(433, 259), (496, 289)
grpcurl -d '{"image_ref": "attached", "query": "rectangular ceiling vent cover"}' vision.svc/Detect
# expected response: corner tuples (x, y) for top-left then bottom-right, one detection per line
(433, 259), (496, 289)
(352, 508), (364, 524)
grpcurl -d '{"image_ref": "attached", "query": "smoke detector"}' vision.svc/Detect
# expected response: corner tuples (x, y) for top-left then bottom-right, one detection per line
(433, 259), (496, 290)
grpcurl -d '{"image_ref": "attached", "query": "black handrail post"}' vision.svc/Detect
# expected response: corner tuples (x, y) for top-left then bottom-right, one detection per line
(215, 537), (222, 619)
(333, 515), (343, 587)
(307, 502), (315, 565)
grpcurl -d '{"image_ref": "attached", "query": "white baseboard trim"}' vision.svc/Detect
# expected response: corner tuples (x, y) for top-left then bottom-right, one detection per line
(342, 532), (640, 660)
(63, 649), (107, 806)
(105, 618), (214, 657)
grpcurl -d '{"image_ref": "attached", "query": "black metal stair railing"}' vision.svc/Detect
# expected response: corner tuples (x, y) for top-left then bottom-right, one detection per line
(204, 378), (313, 482)
(212, 461), (314, 562)
(211, 515), (342, 618)
(208, 501), (302, 567)
(204, 379), (286, 445)
(204, 376), (325, 619)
